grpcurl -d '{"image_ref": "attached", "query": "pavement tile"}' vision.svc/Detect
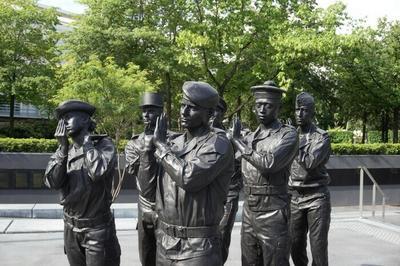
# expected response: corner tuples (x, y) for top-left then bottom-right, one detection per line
(6, 218), (63, 233)
(0, 219), (12, 233)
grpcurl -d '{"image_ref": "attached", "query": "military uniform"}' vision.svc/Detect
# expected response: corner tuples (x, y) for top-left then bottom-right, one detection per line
(154, 81), (234, 265)
(125, 133), (159, 266)
(289, 124), (331, 266)
(45, 136), (121, 266)
(240, 120), (298, 266)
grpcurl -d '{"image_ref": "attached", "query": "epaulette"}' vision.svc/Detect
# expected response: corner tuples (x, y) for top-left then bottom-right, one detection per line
(213, 127), (227, 136)
(167, 130), (182, 140)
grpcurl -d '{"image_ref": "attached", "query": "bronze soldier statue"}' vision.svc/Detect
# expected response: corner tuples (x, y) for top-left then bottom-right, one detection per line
(211, 97), (243, 264)
(153, 81), (234, 265)
(289, 92), (331, 266)
(44, 100), (121, 266)
(125, 92), (164, 266)
(231, 81), (298, 266)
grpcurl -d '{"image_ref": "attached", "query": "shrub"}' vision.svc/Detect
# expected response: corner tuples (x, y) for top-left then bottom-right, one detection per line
(0, 138), (58, 152)
(331, 143), (400, 155)
(327, 129), (353, 144)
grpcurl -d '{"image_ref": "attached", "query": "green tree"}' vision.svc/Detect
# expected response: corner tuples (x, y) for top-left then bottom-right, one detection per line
(0, 0), (59, 135)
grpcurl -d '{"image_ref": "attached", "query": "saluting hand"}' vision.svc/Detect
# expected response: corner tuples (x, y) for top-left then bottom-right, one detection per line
(154, 113), (167, 149)
(232, 114), (242, 140)
(54, 119), (69, 152)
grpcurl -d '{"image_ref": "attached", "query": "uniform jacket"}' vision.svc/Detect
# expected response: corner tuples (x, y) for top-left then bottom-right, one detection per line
(44, 136), (116, 219)
(289, 124), (331, 188)
(155, 126), (234, 259)
(241, 120), (298, 211)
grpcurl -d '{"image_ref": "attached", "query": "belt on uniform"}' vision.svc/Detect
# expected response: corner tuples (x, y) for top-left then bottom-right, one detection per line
(64, 212), (113, 229)
(244, 185), (287, 195)
(159, 220), (219, 238)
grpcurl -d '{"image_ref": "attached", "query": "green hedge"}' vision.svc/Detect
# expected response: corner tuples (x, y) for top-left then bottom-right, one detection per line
(1, 138), (400, 155)
(0, 138), (129, 153)
(327, 129), (353, 144)
(331, 143), (400, 155)
(0, 138), (58, 152)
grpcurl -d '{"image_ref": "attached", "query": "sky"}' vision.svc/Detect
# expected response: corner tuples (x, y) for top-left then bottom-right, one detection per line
(38, 0), (400, 26)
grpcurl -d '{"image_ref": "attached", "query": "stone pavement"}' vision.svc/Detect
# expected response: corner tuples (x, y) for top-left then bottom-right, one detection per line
(0, 205), (400, 265)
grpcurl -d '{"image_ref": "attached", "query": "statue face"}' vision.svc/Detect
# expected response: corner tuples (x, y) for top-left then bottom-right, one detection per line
(254, 98), (280, 126)
(180, 99), (209, 130)
(295, 104), (314, 127)
(142, 106), (162, 129)
(62, 111), (89, 137)
(212, 107), (225, 126)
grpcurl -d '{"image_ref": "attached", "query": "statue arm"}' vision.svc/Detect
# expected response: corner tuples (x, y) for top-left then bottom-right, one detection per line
(84, 137), (117, 182)
(155, 138), (232, 192)
(44, 147), (68, 189)
(301, 134), (331, 169)
(241, 130), (298, 174)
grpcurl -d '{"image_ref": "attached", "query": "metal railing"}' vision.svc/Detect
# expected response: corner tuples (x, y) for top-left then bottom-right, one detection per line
(359, 166), (387, 218)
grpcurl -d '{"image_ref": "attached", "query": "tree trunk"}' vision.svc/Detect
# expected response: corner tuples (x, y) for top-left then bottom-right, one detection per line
(393, 107), (399, 143)
(9, 94), (15, 137)
(362, 111), (367, 144)
(381, 111), (389, 143)
(237, 95), (241, 119)
(165, 72), (172, 129)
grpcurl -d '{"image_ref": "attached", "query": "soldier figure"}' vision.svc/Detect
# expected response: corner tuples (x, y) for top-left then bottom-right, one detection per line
(125, 92), (164, 266)
(153, 81), (234, 265)
(44, 100), (121, 266)
(231, 81), (298, 266)
(289, 92), (331, 266)
(212, 97), (242, 264)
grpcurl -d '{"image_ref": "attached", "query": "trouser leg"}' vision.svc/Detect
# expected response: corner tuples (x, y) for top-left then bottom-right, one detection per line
(138, 206), (157, 266)
(241, 203), (263, 266)
(308, 195), (331, 266)
(84, 220), (121, 266)
(220, 198), (239, 264)
(64, 224), (86, 266)
(258, 207), (290, 266)
(290, 203), (308, 266)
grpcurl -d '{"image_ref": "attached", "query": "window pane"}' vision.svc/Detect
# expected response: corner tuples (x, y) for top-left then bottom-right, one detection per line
(15, 172), (29, 188)
(0, 172), (11, 188)
(32, 171), (45, 188)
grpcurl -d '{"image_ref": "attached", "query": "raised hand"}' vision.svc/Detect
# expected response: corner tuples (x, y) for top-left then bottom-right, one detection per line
(154, 113), (167, 148)
(54, 119), (69, 152)
(232, 114), (242, 140)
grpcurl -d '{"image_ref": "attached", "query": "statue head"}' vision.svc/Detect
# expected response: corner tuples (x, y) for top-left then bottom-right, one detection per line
(180, 81), (219, 130)
(250, 80), (284, 126)
(139, 92), (163, 130)
(295, 92), (315, 128)
(55, 100), (96, 137)
(212, 97), (227, 129)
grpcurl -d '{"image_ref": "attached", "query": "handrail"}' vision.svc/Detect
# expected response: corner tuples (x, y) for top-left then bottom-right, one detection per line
(359, 166), (387, 219)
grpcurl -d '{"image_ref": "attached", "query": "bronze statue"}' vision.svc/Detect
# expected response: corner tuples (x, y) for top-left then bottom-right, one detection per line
(153, 81), (234, 265)
(289, 92), (331, 266)
(230, 81), (298, 266)
(125, 92), (164, 266)
(212, 97), (243, 264)
(44, 100), (121, 266)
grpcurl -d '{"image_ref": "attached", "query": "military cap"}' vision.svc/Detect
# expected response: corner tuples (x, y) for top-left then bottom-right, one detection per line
(217, 97), (227, 113)
(250, 80), (285, 102)
(55, 100), (95, 119)
(140, 92), (163, 108)
(182, 81), (219, 109)
(296, 92), (315, 107)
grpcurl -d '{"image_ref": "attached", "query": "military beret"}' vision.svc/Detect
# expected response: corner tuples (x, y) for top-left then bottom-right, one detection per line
(250, 80), (285, 101)
(296, 92), (315, 107)
(140, 92), (163, 108)
(182, 81), (219, 109)
(217, 97), (227, 113)
(55, 100), (95, 119)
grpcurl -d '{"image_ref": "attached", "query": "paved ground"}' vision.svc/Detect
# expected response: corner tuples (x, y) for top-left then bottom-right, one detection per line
(1, 208), (400, 266)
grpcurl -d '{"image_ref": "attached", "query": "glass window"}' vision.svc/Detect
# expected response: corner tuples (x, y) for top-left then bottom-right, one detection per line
(15, 172), (29, 188)
(0, 171), (11, 188)
(32, 171), (46, 188)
